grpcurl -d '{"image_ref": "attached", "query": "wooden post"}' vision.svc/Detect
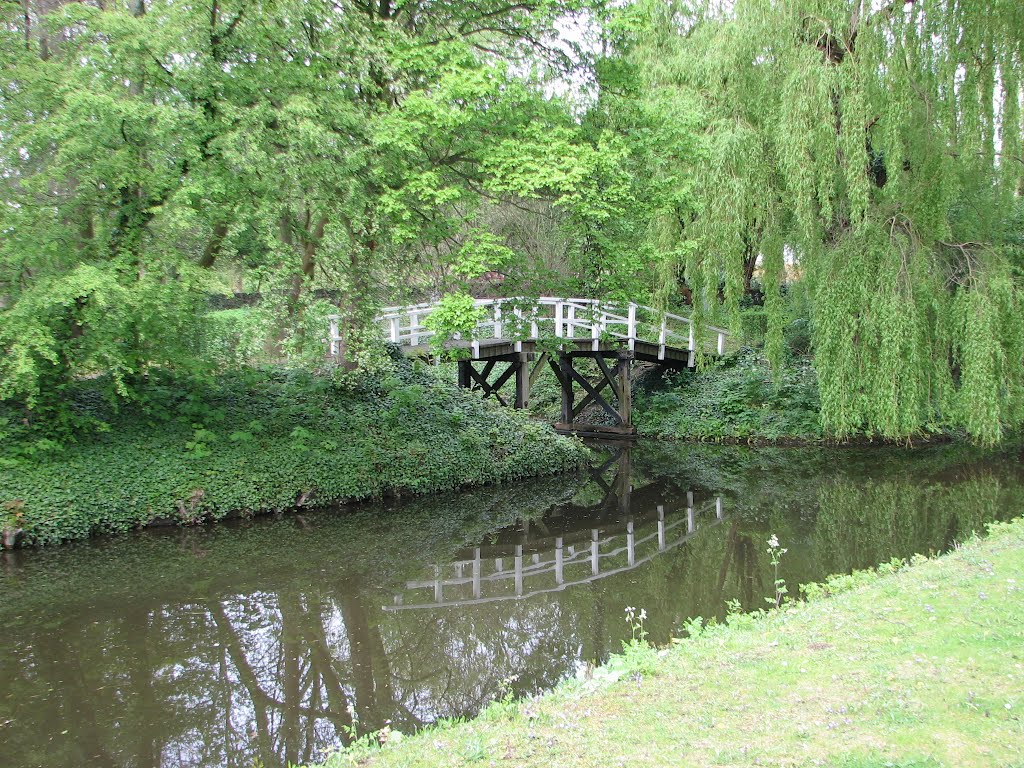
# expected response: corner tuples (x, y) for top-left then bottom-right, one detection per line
(617, 353), (632, 428)
(457, 360), (471, 390)
(515, 352), (530, 409)
(329, 317), (339, 358)
(514, 544), (523, 596)
(559, 353), (573, 425)
(626, 518), (635, 566)
(627, 303), (636, 351)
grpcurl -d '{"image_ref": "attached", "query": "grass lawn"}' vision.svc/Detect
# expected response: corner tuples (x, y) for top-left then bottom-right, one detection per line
(314, 517), (1024, 768)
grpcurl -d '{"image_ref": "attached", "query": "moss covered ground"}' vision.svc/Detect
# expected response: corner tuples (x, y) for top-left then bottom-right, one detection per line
(0, 359), (588, 546)
(311, 517), (1024, 768)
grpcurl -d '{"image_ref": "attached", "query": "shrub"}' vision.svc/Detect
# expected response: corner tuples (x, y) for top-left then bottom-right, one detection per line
(634, 349), (822, 441)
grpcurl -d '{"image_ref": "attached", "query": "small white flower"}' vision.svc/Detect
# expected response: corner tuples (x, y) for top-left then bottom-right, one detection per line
(768, 534), (780, 549)
(639, 609), (647, 621)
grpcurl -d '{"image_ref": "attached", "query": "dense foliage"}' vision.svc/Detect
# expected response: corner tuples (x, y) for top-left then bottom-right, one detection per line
(635, 349), (822, 442)
(0, 0), (591, 407)
(608, 0), (1024, 443)
(2, 0), (1023, 447)
(0, 357), (588, 545)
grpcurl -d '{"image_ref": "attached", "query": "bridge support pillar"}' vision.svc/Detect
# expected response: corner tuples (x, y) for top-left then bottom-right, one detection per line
(552, 349), (637, 439)
(515, 352), (530, 409)
(456, 353), (532, 409)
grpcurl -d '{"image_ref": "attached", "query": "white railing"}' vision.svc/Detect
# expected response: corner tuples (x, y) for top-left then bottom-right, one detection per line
(328, 297), (728, 360)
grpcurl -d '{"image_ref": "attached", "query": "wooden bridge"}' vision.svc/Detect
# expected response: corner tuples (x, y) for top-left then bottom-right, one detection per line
(328, 297), (729, 438)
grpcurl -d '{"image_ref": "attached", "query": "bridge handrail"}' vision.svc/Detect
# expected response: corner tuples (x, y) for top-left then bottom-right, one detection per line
(328, 297), (729, 359)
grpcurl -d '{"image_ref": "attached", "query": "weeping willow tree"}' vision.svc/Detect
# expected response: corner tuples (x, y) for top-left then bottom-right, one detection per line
(615, 0), (1024, 443)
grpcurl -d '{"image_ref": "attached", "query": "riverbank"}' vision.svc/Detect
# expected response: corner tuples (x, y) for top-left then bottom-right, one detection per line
(0, 361), (588, 547)
(313, 516), (1024, 768)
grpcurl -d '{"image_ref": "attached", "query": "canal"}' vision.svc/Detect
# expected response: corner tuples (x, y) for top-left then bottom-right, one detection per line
(1, 443), (1020, 767)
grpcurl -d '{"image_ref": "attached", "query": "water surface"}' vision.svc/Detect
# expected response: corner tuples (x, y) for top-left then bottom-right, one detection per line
(1, 443), (1021, 767)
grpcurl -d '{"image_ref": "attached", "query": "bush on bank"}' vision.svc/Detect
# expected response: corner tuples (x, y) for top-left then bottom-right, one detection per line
(634, 349), (823, 442)
(0, 357), (588, 546)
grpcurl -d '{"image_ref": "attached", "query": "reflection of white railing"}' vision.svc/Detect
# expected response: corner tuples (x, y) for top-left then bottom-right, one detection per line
(328, 297), (728, 361)
(385, 495), (725, 611)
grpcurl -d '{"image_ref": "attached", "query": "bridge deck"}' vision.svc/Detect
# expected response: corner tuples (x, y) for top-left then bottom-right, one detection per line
(399, 337), (694, 368)
(327, 297), (730, 436)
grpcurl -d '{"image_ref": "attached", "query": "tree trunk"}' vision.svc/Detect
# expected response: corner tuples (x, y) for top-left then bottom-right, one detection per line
(200, 221), (229, 268)
(287, 213), (326, 305)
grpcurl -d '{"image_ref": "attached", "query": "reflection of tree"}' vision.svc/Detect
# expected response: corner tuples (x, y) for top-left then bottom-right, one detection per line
(810, 475), (1015, 576)
(209, 601), (282, 762)
(334, 581), (395, 733)
(125, 604), (158, 767)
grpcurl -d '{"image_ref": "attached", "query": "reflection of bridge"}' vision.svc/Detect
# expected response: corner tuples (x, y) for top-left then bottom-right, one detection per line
(329, 297), (729, 437)
(386, 495), (724, 611)
(386, 447), (724, 611)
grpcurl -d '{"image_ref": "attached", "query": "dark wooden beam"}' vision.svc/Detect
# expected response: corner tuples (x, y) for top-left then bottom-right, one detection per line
(488, 360), (519, 394)
(593, 355), (622, 402)
(566, 364), (622, 424)
(571, 367), (616, 419)
(556, 354), (573, 425)
(553, 423), (638, 439)
(515, 353), (530, 409)
(617, 353), (632, 427)
(529, 352), (549, 388)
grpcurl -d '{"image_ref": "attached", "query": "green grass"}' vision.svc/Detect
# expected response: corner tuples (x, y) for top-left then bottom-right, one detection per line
(311, 518), (1024, 768)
